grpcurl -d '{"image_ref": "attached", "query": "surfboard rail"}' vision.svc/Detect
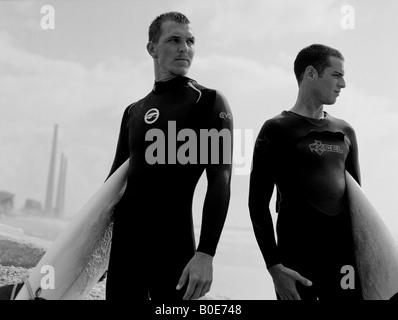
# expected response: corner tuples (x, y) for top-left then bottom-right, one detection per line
(346, 171), (398, 300)
(15, 160), (129, 300)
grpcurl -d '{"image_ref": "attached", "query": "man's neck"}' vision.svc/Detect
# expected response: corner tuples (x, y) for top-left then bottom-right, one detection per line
(291, 94), (324, 119)
(154, 69), (189, 82)
(155, 74), (179, 82)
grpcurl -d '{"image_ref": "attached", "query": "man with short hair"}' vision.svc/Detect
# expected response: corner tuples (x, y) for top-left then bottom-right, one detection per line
(249, 44), (363, 300)
(106, 12), (233, 300)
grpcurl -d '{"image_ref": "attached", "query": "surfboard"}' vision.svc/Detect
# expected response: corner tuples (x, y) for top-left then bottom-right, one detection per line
(15, 160), (129, 300)
(346, 171), (398, 300)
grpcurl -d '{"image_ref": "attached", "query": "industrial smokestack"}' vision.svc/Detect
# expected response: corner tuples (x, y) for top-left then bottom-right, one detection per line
(44, 124), (58, 214)
(55, 153), (67, 218)
(61, 157), (67, 217)
(55, 153), (64, 217)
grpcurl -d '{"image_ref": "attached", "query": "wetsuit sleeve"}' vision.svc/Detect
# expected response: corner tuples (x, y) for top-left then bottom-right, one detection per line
(345, 125), (361, 185)
(196, 91), (233, 257)
(248, 124), (280, 269)
(106, 106), (131, 180)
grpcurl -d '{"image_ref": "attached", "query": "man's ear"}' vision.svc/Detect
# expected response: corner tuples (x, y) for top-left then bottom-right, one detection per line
(305, 66), (317, 80)
(147, 41), (157, 58)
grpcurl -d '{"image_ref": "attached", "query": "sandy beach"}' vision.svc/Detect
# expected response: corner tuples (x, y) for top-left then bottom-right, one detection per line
(209, 227), (276, 300)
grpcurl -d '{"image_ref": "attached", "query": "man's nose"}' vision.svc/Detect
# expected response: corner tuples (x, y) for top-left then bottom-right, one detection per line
(339, 77), (346, 88)
(179, 41), (189, 53)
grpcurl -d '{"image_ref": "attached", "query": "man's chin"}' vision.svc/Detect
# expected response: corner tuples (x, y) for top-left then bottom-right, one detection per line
(325, 98), (337, 105)
(172, 67), (190, 77)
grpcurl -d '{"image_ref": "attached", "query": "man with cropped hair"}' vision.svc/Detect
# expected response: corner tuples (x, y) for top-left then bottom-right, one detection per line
(249, 44), (363, 300)
(106, 12), (233, 301)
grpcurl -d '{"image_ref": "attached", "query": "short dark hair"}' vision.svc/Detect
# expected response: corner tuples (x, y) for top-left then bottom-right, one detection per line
(148, 12), (191, 43)
(294, 44), (344, 84)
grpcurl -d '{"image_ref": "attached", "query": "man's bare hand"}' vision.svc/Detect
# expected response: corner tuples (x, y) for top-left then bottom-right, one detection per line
(268, 263), (312, 300)
(176, 252), (213, 300)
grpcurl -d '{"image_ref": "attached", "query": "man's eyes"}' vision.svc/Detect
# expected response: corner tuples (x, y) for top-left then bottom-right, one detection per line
(168, 38), (195, 45)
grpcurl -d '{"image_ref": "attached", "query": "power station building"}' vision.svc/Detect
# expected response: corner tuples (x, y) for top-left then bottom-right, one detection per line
(0, 191), (14, 216)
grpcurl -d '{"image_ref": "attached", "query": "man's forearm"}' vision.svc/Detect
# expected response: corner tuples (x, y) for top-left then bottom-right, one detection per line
(196, 171), (231, 256)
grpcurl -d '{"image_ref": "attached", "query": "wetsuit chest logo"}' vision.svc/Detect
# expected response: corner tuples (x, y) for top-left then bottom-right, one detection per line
(144, 108), (160, 124)
(309, 140), (343, 156)
(219, 112), (232, 120)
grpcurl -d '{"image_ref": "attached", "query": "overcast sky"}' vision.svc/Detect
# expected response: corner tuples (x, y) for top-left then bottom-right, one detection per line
(1, 0), (398, 239)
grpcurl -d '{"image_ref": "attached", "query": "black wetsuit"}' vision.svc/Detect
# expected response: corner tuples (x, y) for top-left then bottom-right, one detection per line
(106, 76), (233, 300)
(249, 111), (363, 300)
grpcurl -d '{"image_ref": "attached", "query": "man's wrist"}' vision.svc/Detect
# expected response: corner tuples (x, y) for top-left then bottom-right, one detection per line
(195, 251), (214, 261)
(268, 263), (283, 276)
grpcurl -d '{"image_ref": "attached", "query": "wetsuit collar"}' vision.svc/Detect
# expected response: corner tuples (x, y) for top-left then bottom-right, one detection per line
(285, 110), (329, 127)
(152, 76), (195, 94)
